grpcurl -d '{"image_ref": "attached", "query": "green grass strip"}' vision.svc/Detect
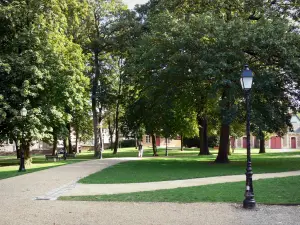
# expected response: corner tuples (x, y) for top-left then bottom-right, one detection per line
(79, 151), (300, 184)
(60, 176), (300, 204)
(0, 154), (93, 180)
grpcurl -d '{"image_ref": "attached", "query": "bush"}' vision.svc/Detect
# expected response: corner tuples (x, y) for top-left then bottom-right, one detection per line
(183, 137), (200, 148)
(208, 135), (219, 147)
(183, 135), (219, 148)
(120, 139), (136, 148)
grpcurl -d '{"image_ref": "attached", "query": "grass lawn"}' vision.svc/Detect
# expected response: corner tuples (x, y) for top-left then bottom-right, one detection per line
(0, 152), (94, 180)
(79, 149), (300, 184)
(60, 175), (300, 205)
(0, 147), (154, 180)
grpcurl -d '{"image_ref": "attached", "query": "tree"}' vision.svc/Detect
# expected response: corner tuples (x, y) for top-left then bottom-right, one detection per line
(84, 0), (138, 157)
(0, 0), (89, 163)
(132, 0), (300, 163)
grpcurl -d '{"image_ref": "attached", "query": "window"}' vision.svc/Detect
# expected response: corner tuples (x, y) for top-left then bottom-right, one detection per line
(167, 138), (171, 143)
(145, 135), (150, 143)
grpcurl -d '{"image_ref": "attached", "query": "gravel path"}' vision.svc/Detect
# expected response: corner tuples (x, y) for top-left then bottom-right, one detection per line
(0, 158), (300, 225)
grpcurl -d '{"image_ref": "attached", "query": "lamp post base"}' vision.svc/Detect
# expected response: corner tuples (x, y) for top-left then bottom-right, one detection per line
(243, 198), (256, 209)
(18, 168), (26, 172)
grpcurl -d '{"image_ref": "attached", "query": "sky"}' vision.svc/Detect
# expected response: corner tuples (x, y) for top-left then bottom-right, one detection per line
(123, 0), (149, 9)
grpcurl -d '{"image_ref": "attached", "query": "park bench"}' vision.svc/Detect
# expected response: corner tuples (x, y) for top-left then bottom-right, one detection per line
(45, 154), (62, 162)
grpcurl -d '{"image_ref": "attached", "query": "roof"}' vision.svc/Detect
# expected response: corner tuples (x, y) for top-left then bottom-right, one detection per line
(295, 127), (300, 134)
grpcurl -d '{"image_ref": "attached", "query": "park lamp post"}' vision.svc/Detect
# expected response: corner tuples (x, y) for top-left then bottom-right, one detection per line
(19, 107), (27, 172)
(240, 65), (256, 209)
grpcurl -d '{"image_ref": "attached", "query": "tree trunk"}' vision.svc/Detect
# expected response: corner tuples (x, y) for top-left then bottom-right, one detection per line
(215, 124), (230, 163)
(75, 128), (79, 153)
(135, 135), (138, 149)
(198, 115), (210, 155)
(231, 137), (236, 153)
(12, 136), (20, 159)
(24, 141), (31, 166)
(98, 118), (104, 158)
(113, 62), (123, 154)
(227, 138), (232, 155)
(16, 142), (20, 159)
(113, 104), (120, 154)
(151, 133), (158, 156)
(52, 134), (58, 156)
(165, 138), (168, 156)
(180, 134), (183, 151)
(67, 123), (72, 154)
(108, 119), (114, 150)
(92, 50), (100, 157)
(259, 129), (266, 154)
(63, 139), (67, 160)
(110, 135), (113, 150)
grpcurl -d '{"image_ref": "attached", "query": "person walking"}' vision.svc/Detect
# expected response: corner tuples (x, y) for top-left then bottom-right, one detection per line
(138, 143), (144, 158)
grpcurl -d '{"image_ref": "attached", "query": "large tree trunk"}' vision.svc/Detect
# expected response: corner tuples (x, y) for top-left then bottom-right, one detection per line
(215, 124), (230, 163)
(52, 134), (58, 156)
(92, 50), (100, 157)
(180, 134), (183, 151)
(67, 123), (72, 154)
(198, 115), (210, 155)
(259, 129), (266, 154)
(151, 133), (158, 156)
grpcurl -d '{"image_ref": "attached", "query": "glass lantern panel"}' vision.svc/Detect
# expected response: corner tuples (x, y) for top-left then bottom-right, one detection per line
(242, 77), (253, 90)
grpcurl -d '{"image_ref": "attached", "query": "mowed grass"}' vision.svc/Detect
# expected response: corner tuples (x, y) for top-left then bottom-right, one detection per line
(0, 147), (159, 180)
(79, 149), (300, 184)
(0, 152), (95, 180)
(60, 175), (300, 204)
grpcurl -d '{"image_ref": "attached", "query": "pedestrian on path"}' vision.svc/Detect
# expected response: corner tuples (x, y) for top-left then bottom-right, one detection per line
(138, 143), (144, 158)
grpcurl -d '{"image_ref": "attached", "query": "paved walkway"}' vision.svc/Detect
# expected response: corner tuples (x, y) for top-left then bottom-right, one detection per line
(0, 158), (300, 225)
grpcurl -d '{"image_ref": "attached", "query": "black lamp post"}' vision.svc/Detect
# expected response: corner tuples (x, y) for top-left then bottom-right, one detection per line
(240, 65), (256, 209)
(19, 107), (27, 172)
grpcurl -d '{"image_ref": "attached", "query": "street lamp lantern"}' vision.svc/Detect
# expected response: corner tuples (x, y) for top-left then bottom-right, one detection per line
(20, 107), (27, 117)
(19, 107), (27, 172)
(241, 65), (256, 209)
(240, 65), (254, 90)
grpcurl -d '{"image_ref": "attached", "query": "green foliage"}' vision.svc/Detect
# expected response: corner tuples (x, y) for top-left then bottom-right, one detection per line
(126, 0), (300, 162)
(120, 139), (136, 148)
(184, 136), (218, 148)
(0, 0), (90, 151)
(1, 0), (299, 159)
